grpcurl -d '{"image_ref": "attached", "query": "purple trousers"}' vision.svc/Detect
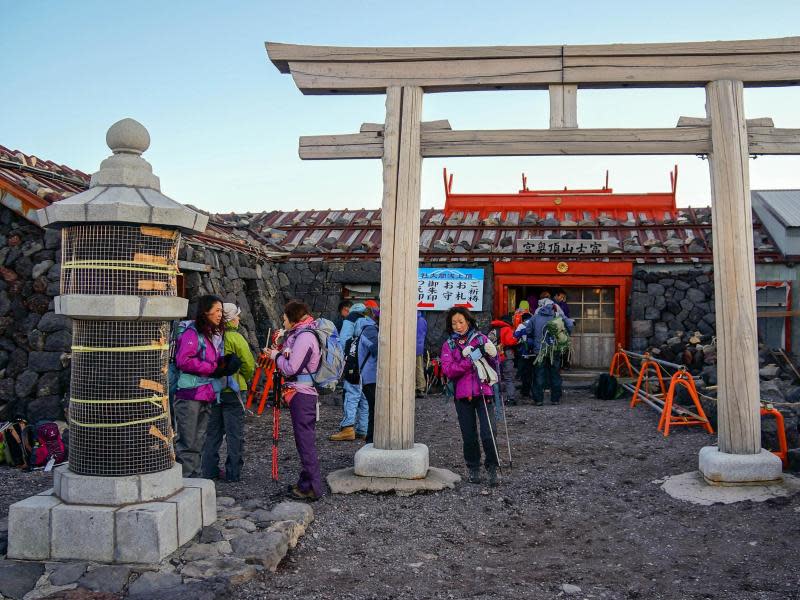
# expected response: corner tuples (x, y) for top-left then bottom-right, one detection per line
(289, 391), (324, 497)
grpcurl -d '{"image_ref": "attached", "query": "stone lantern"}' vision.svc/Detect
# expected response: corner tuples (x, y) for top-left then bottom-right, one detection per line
(8, 119), (216, 563)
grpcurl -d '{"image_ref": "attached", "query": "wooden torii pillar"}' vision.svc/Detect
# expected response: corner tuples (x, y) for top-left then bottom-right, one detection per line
(266, 38), (800, 487)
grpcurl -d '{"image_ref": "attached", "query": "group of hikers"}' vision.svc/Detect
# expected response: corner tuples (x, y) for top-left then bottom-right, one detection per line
(168, 290), (573, 500)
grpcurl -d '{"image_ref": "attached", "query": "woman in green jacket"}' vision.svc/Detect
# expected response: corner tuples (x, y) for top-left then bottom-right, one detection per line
(201, 303), (255, 482)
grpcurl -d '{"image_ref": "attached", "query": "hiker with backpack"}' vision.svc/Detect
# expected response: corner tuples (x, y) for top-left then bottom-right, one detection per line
(517, 297), (574, 406)
(331, 302), (369, 442)
(356, 307), (379, 444)
(489, 316), (519, 406)
(201, 303), (255, 483)
(173, 295), (242, 477)
(440, 307), (501, 486)
(415, 311), (428, 398)
(269, 300), (325, 501)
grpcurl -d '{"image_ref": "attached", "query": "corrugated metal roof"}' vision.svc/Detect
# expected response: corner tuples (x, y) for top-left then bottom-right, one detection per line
(213, 205), (782, 264)
(752, 190), (800, 228)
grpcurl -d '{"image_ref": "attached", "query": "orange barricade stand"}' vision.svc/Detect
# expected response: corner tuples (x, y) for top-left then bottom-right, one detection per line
(630, 353), (667, 408)
(761, 406), (788, 468)
(609, 344), (635, 378)
(658, 368), (714, 436)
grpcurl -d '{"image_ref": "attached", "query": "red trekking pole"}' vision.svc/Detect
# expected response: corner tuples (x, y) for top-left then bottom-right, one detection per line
(271, 367), (282, 482)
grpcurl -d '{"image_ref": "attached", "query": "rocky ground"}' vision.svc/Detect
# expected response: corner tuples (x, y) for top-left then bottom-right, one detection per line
(2, 386), (800, 600)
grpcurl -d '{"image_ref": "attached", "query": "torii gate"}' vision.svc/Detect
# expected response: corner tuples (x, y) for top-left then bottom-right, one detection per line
(266, 37), (800, 487)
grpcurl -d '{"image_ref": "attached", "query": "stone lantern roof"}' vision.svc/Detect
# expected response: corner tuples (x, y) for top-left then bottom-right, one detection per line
(36, 118), (208, 233)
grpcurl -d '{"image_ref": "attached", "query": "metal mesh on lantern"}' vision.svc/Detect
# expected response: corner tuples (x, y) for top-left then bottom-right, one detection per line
(61, 225), (180, 296)
(69, 320), (174, 476)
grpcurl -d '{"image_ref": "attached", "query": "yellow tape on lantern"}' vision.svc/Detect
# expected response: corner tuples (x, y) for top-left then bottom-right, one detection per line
(70, 395), (166, 409)
(71, 343), (169, 353)
(70, 413), (169, 429)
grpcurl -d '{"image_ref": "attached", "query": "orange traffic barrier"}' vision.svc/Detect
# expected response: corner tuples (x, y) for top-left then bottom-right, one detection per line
(658, 368), (714, 436)
(609, 344), (635, 378)
(630, 353), (667, 408)
(761, 406), (788, 468)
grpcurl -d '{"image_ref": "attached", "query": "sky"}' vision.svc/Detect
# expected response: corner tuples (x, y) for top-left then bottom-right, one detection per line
(2, 1), (799, 213)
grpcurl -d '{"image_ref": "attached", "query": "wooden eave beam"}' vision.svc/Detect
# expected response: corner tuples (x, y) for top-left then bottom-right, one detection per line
(266, 37), (800, 94)
(298, 126), (800, 159)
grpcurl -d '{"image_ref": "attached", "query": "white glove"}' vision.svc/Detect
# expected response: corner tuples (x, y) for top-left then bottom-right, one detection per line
(483, 341), (498, 358)
(462, 346), (473, 358)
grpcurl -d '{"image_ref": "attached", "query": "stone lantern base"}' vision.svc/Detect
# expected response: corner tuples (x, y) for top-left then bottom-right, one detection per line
(7, 464), (216, 563)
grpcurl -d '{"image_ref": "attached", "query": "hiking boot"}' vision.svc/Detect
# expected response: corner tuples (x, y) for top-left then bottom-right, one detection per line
(487, 465), (499, 487)
(534, 401), (544, 406)
(355, 432), (367, 441)
(290, 485), (321, 502)
(329, 426), (355, 441)
(468, 468), (481, 484)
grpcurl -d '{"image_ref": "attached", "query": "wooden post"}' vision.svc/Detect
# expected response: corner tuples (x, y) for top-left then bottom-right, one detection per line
(374, 86), (423, 451)
(549, 84), (578, 128)
(705, 79), (761, 455)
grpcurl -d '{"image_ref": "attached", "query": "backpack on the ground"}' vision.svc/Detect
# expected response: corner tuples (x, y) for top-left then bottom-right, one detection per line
(595, 373), (619, 400)
(3, 420), (34, 469)
(307, 318), (345, 394)
(342, 325), (377, 385)
(30, 422), (67, 468)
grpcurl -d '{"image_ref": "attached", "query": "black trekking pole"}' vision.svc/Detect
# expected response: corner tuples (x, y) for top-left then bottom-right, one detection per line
(494, 383), (513, 475)
(478, 389), (503, 479)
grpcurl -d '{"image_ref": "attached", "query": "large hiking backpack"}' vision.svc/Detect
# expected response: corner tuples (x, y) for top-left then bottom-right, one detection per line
(595, 373), (619, 400)
(3, 420), (34, 469)
(307, 318), (345, 394)
(342, 324), (376, 385)
(168, 320), (209, 400)
(30, 422), (67, 467)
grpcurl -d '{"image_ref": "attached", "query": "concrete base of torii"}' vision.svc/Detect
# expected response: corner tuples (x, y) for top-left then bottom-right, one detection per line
(698, 446), (784, 486)
(328, 443), (460, 495)
(7, 464), (216, 563)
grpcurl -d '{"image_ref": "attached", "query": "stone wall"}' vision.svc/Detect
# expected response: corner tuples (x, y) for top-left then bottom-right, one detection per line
(178, 242), (284, 351)
(0, 209), (70, 423)
(629, 267), (715, 352)
(275, 259), (494, 354)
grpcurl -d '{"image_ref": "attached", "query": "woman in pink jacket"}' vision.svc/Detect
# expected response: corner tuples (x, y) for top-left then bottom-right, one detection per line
(440, 307), (500, 486)
(269, 300), (323, 501)
(173, 295), (240, 477)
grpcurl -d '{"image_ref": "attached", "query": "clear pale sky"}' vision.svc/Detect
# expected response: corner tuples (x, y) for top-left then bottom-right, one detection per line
(2, 1), (799, 212)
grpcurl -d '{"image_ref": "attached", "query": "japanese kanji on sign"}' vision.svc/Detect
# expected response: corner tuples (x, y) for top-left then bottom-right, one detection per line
(516, 238), (608, 255)
(417, 268), (484, 311)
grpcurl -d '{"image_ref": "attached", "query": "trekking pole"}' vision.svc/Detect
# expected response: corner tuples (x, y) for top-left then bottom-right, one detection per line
(478, 389), (503, 478)
(271, 367), (281, 482)
(494, 384), (513, 475)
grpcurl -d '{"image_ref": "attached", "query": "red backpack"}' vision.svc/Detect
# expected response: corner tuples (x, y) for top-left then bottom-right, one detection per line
(30, 423), (67, 468)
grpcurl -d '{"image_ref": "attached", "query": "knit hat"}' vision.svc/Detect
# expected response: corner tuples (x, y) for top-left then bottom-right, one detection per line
(518, 300), (530, 311)
(364, 299), (379, 309)
(223, 303), (241, 321)
(350, 302), (366, 314)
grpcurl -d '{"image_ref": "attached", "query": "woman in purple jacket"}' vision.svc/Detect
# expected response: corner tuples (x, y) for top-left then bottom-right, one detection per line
(269, 300), (323, 501)
(440, 307), (500, 486)
(174, 295), (227, 477)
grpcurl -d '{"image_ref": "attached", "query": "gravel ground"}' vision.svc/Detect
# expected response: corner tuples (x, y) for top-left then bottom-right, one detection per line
(2, 387), (799, 600)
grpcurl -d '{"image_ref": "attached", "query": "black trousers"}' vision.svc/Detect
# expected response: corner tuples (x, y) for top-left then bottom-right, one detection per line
(454, 397), (499, 469)
(363, 383), (376, 444)
(518, 355), (534, 397)
(201, 391), (245, 481)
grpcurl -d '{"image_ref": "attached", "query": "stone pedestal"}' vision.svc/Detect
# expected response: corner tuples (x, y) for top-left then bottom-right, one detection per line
(354, 443), (429, 479)
(698, 446), (783, 486)
(7, 465), (216, 563)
